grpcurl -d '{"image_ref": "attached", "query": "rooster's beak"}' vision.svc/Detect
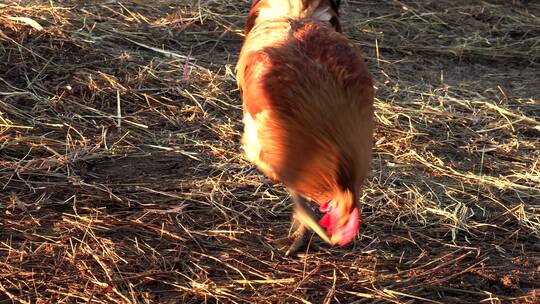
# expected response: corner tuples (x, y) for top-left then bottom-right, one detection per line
(293, 195), (332, 243)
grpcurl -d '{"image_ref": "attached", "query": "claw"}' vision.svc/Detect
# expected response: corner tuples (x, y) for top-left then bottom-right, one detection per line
(274, 232), (307, 257)
(274, 192), (334, 257)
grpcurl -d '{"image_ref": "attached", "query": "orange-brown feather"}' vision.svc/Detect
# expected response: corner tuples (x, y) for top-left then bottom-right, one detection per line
(238, 21), (372, 198)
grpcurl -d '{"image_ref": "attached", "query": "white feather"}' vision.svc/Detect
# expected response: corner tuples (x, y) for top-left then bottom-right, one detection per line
(242, 113), (262, 163)
(312, 7), (333, 22)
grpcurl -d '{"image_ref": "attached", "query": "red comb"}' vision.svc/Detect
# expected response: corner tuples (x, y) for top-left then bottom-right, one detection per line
(336, 208), (359, 246)
(319, 202), (359, 246)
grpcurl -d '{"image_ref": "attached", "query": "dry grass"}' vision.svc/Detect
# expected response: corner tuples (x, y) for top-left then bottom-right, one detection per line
(1, 0), (539, 303)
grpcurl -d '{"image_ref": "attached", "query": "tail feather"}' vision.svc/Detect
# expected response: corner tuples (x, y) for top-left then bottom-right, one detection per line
(244, 0), (342, 34)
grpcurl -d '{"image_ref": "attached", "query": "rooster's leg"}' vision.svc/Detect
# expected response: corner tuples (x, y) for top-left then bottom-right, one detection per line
(275, 192), (331, 257)
(281, 216), (308, 257)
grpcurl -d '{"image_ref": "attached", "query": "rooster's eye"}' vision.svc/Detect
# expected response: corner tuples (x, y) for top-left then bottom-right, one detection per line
(330, 16), (338, 28)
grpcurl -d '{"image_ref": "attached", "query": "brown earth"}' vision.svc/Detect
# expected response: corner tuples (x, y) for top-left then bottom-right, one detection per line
(1, 0), (539, 303)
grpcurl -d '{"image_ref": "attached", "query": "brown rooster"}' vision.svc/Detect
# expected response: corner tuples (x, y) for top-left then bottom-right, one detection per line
(236, 0), (374, 256)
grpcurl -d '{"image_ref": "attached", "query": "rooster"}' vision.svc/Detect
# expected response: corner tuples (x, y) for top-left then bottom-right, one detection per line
(236, 0), (374, 256)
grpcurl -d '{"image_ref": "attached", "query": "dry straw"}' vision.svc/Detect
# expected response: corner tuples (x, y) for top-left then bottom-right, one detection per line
(0, 0), (538, 303)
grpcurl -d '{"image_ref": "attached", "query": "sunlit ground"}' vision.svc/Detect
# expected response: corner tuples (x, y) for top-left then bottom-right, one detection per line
(0, 1), (539, 303)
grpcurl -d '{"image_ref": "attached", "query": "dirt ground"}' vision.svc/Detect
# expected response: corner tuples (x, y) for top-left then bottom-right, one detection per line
(1, 0), (539, 303)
